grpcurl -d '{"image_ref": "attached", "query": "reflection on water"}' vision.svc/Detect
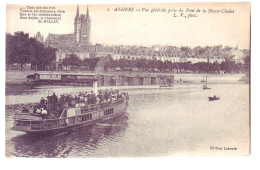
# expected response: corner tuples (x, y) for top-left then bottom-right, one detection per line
(9, 115), (128, 158)
(6, 81), (250, 157)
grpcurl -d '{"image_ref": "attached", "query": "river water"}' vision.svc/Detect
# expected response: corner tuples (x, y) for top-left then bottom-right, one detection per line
(5, 80), (250, 157)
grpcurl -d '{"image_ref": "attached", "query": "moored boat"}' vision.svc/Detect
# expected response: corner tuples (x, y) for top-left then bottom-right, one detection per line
(26, 72), (95, 86)
(201, 75), (206, 82)
(203, 76), (211, 90)
(159, 83), (173, 88)
(203, 85), (211, 90)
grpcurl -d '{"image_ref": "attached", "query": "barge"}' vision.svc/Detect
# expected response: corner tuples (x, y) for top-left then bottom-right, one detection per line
(26, 72), (175, 87)
(26, 72), (95, 86)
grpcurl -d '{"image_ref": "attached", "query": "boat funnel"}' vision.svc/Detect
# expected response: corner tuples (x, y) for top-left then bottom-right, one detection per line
(93, 79), (98, 96)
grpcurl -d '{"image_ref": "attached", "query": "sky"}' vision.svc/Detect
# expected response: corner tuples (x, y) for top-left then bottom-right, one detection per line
(6, 3), (250, 49)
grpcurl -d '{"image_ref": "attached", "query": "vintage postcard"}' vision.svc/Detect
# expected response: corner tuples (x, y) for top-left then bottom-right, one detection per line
(5, 2), (250, 157)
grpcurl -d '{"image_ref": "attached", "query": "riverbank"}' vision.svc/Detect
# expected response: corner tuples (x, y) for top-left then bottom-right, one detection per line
(5, 70), (248, 96)
(6, 70), (247, 84)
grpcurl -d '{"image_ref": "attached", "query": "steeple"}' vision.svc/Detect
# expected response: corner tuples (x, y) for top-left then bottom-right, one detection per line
(86, 6), (89, 18)
(76, 4), (79, 18)
(74, 4), (81, 43)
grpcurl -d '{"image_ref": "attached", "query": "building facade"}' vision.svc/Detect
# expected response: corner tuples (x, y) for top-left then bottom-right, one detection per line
(44, 5), (91, 63)
(34, 5), (246, 68)
(95, 72), (174, 86)
(34, 32), (44, 43)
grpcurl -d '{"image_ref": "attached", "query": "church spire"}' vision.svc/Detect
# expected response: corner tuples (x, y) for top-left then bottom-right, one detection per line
(76, 4), (79, 17)
(86, 6), (89, 18)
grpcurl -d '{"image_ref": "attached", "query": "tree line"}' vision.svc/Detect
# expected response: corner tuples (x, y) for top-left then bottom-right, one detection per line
(62, 55), (249, 74)
(62, 54), (100, 70)
(6, 32), (56, 70)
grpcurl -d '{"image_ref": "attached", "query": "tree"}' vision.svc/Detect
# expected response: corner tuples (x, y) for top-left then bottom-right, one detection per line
(135, 59), (146, 71)
(117, 58), (131, 70)
(6, 33), (15, 65)
(103, 55), (117, 70)
(164, 60), (173, 71)
(244, 54), (250, 73)
(81, 57), (100, 70)
(7, 32), (31, 70)
(235, 62), (244, 73)
(172, 62), (181, 72)
(62, 54), (81, 67)
(183, 61), (192, 71)
(41, 46), (56, 69)
(28, 38), (56, 70)
(6, 32), (56, 70)
(29, 38), (44, 69)
(221, 60), (236, 73)
(212, 61), (221, 73)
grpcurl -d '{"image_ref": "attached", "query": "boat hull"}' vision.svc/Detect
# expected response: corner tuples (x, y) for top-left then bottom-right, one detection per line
(12, 100), (128, 134)
(208, 97), (220, 101)
(12, 112), (125, 134)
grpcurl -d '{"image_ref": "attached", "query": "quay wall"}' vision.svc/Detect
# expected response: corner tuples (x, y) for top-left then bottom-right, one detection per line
(6, 70), (246, 85)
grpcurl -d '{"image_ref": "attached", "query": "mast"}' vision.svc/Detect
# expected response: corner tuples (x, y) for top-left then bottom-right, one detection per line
(206, 76), (207, 87)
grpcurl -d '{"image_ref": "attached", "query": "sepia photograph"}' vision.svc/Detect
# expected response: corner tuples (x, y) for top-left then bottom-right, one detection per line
(5, 2), (250, 158)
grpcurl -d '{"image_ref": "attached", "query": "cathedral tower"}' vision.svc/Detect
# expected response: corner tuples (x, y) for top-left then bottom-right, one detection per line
(74, 5), (81, 43)
(74, 5), (91, 45)
(85, 6), (91, 44)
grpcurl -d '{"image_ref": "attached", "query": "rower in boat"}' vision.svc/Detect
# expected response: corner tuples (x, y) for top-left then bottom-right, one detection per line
(208, 95), (220, 101)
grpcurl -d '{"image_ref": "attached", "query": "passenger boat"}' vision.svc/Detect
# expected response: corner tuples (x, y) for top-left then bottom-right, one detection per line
(12, 80), (129, 134)
(208, 95), (220, 101)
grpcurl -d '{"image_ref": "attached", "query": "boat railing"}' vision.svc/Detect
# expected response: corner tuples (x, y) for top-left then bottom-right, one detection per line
(80, 98), (125, 113)
(40, 117), (66, 129)
(60, 108), (67, 118)
(15, 117), (67, 130)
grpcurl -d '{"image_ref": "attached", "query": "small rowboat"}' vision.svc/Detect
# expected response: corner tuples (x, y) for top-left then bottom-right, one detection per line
(208, 96), (220, 101)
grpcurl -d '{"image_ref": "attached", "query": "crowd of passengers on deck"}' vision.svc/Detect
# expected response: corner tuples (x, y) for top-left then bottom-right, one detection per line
(22, 89), (129, 119)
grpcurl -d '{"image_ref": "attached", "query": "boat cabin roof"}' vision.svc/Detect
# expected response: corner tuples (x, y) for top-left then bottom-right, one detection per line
(34, 72), (95, 76)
